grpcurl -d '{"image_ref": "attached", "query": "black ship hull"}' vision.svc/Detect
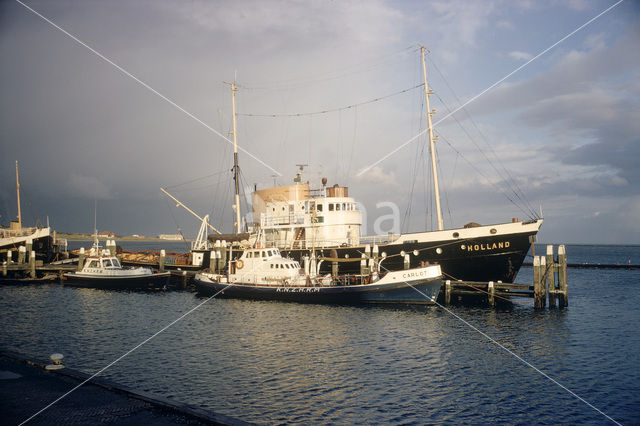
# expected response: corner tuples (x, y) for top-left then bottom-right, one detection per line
(64, 272), (171, 290)
(280, 220), (541, 283)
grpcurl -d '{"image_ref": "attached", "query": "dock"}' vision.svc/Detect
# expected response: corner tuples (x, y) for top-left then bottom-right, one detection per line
(0, 350), (247, 425)
(441, 245), (569, 309)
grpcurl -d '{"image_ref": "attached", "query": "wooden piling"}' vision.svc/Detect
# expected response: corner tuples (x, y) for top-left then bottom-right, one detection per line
(546, 245), (556, 291)
(2, 261), (6, 277)
(533, 256), (544, 309)
(77, 247), (85, 272)
(159, 250), (166, 272)
(29, 251), (36, 279)
(488, 281), (495, 307)
(445, 280), (451, 305)
(18, 246), (26, 264)
(403, 254), (410, 270)
(558, 245), (568, 307)
(6, 250), (12, 265)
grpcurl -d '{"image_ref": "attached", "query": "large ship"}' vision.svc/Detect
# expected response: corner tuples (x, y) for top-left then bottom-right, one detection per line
(245, 171), (541, 283)
(168, 46), (542, 283)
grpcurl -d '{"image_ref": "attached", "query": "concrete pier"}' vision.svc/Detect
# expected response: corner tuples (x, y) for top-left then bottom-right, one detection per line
(0, 351), (248, 425)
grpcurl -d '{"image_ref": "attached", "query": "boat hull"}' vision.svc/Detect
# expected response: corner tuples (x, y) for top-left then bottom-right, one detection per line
(194, 274), (441, 305)
(64, 272), (171, 290)
(281, 220), (540, 282)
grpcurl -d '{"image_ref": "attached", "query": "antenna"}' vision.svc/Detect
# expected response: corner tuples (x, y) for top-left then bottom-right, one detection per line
(294, 164), (308, 183)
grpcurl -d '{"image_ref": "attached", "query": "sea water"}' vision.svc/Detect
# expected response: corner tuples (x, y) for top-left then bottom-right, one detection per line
(1, 244), (638, 424)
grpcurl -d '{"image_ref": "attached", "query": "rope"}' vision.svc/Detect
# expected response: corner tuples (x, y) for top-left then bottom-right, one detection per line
(238, 84), (424, 117)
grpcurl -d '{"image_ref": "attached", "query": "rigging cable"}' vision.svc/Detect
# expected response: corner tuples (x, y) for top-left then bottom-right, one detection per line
(237, 84), (424, 118)
(429, 56), (539, 219)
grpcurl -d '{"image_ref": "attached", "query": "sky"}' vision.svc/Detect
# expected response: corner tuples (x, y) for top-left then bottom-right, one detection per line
(0, 0), (638, 244)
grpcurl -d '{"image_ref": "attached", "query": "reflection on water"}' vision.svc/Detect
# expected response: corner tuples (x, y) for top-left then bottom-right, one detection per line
(1, 245), (639, 424)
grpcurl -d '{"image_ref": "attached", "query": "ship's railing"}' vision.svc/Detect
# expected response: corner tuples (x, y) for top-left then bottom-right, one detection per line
(360, 233), (400, 245)
(261, 213), (306, 227)
(0, 226), (39, 238)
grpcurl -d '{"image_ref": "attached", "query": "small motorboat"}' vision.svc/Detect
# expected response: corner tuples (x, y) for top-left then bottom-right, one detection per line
(64, 239), (170, 290)
(194, 247), (442, 304)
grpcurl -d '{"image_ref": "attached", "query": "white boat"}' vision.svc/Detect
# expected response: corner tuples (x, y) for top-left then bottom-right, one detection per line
(65, 238), (170, 289)
(194, 246), (442, 304)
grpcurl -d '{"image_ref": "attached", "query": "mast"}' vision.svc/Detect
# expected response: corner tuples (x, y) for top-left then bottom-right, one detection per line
(421, 46), (444, 231)
(229, 81), (242, 234)
(15, 161), (22, 229)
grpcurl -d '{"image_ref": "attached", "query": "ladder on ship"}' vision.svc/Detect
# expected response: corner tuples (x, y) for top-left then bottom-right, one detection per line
(292, 227), (305, 249)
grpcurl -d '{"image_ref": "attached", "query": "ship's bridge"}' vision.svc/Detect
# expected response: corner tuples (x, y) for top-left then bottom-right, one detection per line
(252, 181), (362, 249)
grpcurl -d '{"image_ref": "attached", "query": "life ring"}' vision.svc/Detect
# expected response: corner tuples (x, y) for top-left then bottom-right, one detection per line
(236, 259), (244, 270)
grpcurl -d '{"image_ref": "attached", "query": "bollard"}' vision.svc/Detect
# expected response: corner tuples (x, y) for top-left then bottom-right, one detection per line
(558, 245), (568, 307)
(488, 281), (495, 307)
(533, 256), (544, 309)
(29, 250), (36, 279)
(546, 245), (557, 292)
(330, 249), (338, 277)
(18, 246), (26, 264)
(25, 238), (32, 257)
(77, 247), (85, 271)
(159, 249), (166, 272)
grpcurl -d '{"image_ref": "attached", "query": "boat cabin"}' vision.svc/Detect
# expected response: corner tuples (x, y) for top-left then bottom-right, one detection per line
(251, 176), (362, 250)
(231, 247), (304, 285)
(82, 256), (122, 272)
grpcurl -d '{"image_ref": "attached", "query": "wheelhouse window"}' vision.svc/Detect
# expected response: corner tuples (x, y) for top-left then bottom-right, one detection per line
(317, 204), (323, 212)
(329, 203), (334, 211)
(103, 259), (113, 268)
(88, 260), (99, 268)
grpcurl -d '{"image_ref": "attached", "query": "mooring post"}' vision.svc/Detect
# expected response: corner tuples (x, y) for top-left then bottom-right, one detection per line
(25, 239), (32, 256)
(331, 249), (338, 277)
(77, 247), (85, 272)
(403, 254), (410, 270)
(159, 249), (166, 272)
(541, 256), (547, 308)
(546, 245), (557, 307)
(2, 261), (6, 277)
(360, 253), (367, 275)
(558, 245), (568, 307)
(488, 281), (495, 307)
(533, 256), (544, 309)
(6, 250), (12, 265)
(29, 250), (36, 279)
(445, 280), (451, 305)
(18, 246), (26, 264)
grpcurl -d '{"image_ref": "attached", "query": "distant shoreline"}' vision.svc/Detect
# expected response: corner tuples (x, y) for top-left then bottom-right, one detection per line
(56, 233), (192, 242)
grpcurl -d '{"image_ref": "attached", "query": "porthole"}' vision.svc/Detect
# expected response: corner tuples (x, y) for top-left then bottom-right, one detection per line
(490, 228), (497, 234)
(436, 248), (443, 254)
(453, 232), (459, 238)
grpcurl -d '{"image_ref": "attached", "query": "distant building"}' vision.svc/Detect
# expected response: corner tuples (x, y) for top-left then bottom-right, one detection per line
(98, 231), (115, 238)
(158, 234), (183, 241)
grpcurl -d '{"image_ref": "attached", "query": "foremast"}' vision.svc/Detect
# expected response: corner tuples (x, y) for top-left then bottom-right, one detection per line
(421, 46), (444, 231)
(228, 81), (242, 234)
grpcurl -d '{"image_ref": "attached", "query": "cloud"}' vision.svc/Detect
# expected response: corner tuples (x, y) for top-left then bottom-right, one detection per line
(354, 166), (399, 188)
(68, 174), (114, 199)
(508, 50), (533, 61)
